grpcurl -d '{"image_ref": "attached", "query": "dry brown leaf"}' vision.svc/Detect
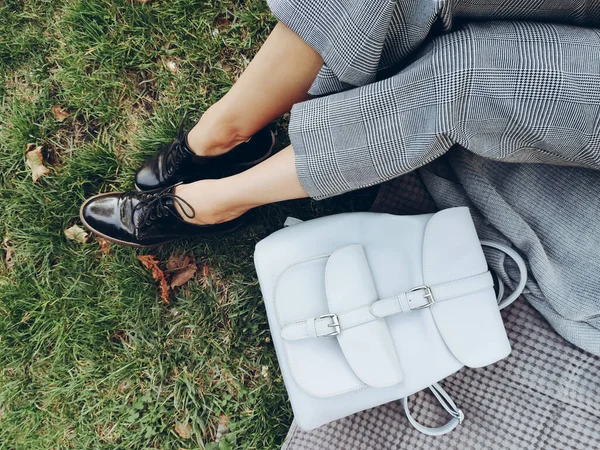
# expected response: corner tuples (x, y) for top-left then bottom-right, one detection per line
(138, 255), (170, 304)
(51, 105), (69, 122)
(2, 236), (14, 272)
(25, 144), (50, 183)
(197, 263), (213, 288)
(65, 224), (89, 244)
(97, 237), (111, 254)
(166, 253), (193, 271)
(109, 329), (128, 344)
(174, 420), (192, 439)
(170, 265), (197, 288)
(215, 415), (230, 442)
(166, 252), (197, 288)
(216, 15), (233, 27)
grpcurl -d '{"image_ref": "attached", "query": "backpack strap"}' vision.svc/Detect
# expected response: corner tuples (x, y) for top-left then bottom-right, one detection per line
(480, 240), (528, 310)
(402, 383), (464, 436)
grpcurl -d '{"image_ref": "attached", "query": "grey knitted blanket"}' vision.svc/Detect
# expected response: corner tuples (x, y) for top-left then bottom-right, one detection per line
(268, 0), (600, 354)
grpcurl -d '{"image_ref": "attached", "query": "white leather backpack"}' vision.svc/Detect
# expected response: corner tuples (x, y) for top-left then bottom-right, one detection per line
(254, 208), (527, 435)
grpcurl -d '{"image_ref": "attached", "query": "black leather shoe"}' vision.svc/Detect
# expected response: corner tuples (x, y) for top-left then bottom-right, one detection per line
(135, 123), (275, 191)
(80, 186), (245, 247)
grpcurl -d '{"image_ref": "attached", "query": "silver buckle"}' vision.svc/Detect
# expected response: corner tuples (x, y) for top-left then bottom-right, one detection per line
(318, 313), (341, 337)
(409, 285), (435, 309)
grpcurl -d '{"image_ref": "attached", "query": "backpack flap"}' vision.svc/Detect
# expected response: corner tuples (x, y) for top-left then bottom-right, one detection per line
(275, 244), (403, 397)
(422, 208), (511, 367)
(325, 244), (404, 388)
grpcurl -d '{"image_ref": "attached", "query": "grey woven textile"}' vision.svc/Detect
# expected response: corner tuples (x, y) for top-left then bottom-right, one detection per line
(269, 0), (600, 97)
(283, 20), (600, 199)
(267, 1), (600, 353)
(280, 174), (600, 450)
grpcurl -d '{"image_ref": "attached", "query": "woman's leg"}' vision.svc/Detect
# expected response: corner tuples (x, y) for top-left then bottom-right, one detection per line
(185, 22), (323, 157)
(174, 145), (307, 224)
(176, 21), (600, 225)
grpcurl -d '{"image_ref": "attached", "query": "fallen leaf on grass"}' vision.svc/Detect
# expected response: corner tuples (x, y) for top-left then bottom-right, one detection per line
(25, 144), (50, 183)
(174, 420), (192, 439)
(51, 105), (69, 122)
(2, 236), (14, 272)
(197, 263), (211, 285)
(109, 329), (128, 344)
(166, 253), (193, 271)
(138, 255), (170, 304)
(167, 252), (197, 288)
(216, 16), (232, 27)
(170, 265), (197, 288)
(65, 225), (89, 244)
(97, 237), (111, 254)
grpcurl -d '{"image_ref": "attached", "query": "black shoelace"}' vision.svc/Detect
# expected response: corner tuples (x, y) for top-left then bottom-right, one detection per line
(164, 123), (191, 176)
(131, 186), (195, 230)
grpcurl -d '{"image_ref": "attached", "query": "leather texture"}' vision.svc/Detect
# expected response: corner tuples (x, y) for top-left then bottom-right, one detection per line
(280, 271), (494, 340)
(135, 126), (275, 191)
(422, 209), (511, 368)
(254, 208), (511, 430)
(325, 244), (403, 388)
(80, 186), (245, 247)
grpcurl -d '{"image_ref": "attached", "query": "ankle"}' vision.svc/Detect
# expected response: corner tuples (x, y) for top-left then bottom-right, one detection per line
(186, 105), (251, 157)
(174, 180), (251, 225)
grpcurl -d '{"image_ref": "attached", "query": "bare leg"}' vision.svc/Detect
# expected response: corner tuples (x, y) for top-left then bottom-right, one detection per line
(174, 145), (307, 224)
(186, 22), (323, 156)
(172, 23), (321, 223)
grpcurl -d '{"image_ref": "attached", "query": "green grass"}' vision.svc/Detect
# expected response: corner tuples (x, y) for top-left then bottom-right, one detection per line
(0, 1), (375, 448)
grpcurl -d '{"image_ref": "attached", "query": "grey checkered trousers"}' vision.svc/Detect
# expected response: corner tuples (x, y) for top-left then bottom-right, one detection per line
(268, 0), (600, 200)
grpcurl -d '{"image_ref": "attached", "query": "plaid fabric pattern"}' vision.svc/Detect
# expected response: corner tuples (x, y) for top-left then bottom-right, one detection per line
(269, 0), (600, 97)
(280, 177), (600, 449)
(285, 21), (600, 199)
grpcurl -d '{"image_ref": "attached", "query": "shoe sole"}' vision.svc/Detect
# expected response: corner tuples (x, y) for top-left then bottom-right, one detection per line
(134, 130), (277, 192)
(79, 193), (247, 248)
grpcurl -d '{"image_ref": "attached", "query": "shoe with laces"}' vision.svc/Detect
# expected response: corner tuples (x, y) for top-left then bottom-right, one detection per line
(80, 185), (245, 247)
(134, 123), (275, 191)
